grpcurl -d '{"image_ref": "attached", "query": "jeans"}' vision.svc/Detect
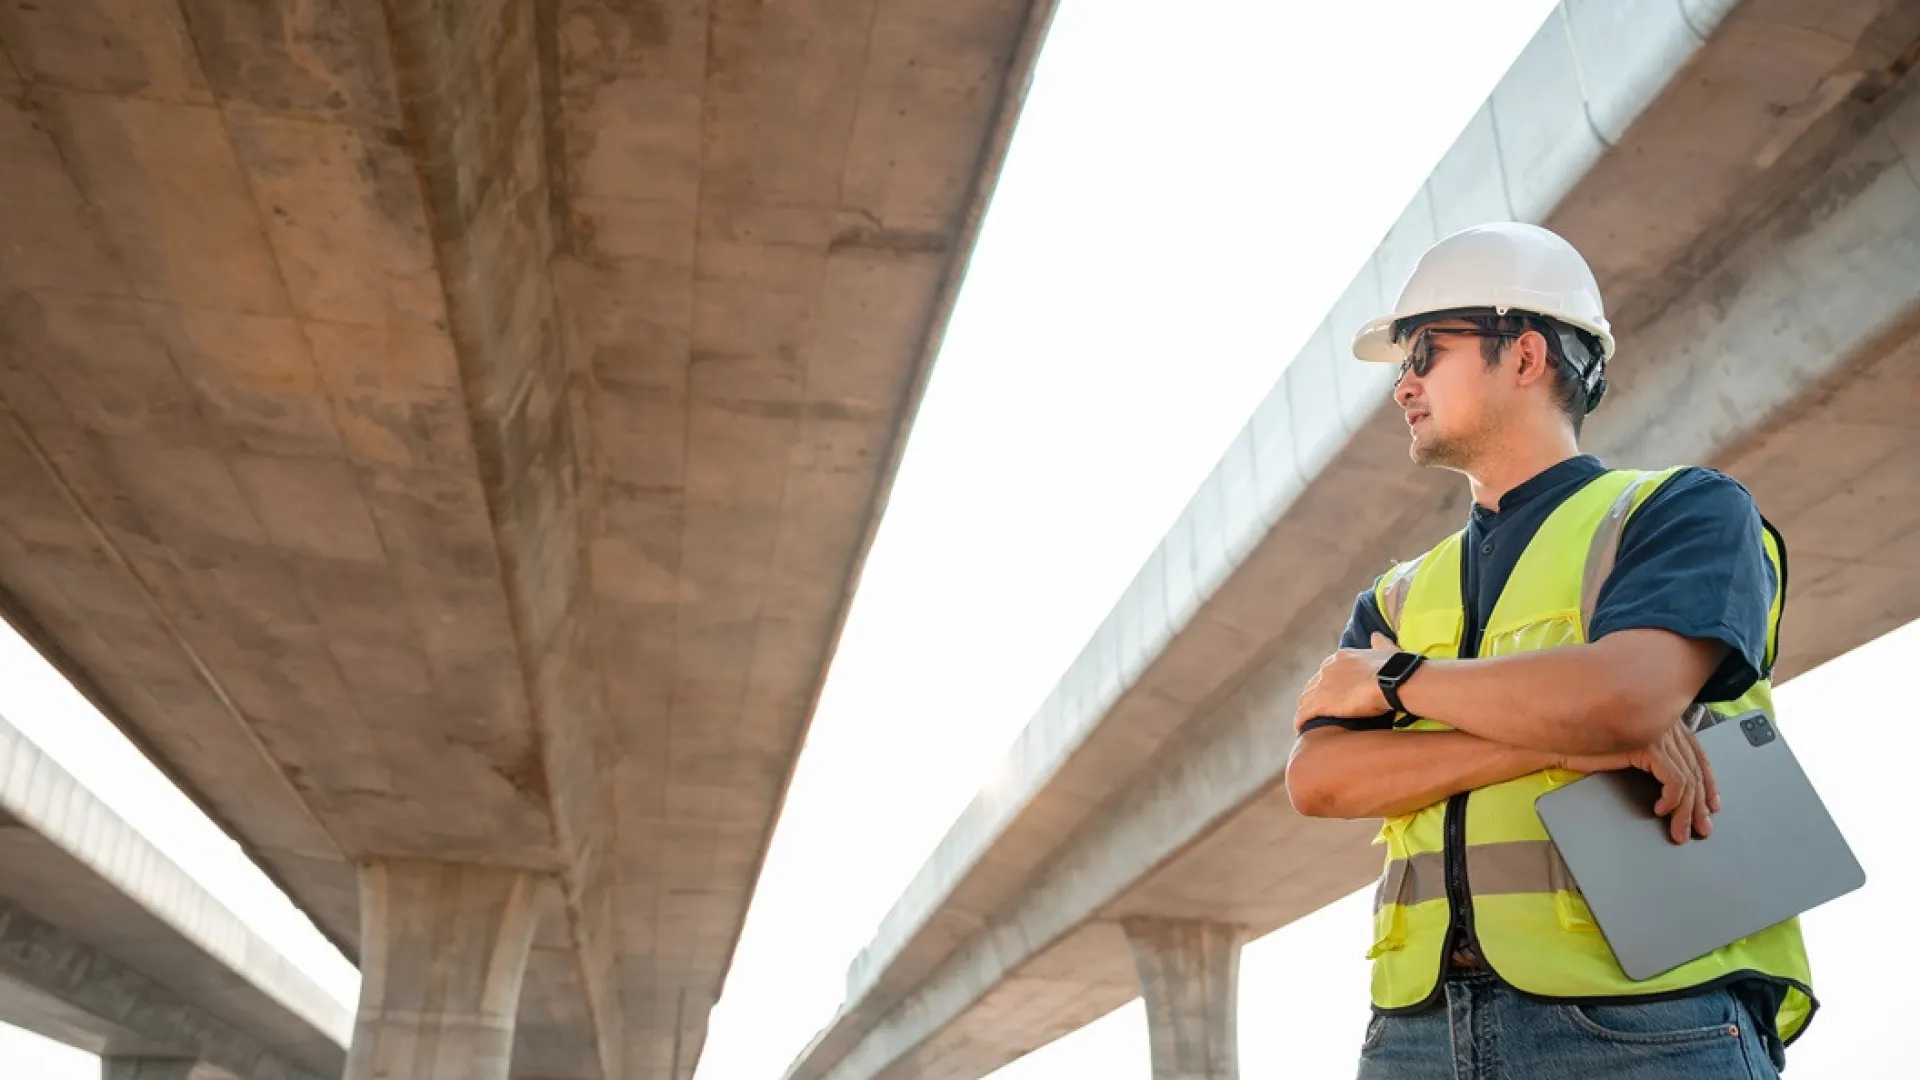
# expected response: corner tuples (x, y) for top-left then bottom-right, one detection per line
(1357, 972), (1782, 1079)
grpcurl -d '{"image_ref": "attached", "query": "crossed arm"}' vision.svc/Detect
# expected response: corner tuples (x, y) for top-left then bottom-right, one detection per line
(1285, 628), (1726, 840)
(1287, 728), (1563, 820)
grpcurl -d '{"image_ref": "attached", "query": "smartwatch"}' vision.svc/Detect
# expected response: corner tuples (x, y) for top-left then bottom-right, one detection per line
(1376, 651), (1426, 716)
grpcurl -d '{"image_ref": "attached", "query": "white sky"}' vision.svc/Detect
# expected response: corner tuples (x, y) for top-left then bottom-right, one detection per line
(0, 1), (1906, 1077)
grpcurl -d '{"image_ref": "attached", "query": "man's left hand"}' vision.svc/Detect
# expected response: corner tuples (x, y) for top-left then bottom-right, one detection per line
(1294, 632), (1400, 730)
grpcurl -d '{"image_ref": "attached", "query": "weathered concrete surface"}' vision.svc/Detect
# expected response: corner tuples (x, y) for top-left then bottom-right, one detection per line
(1121, 920), (1241, 1080)
(102, 1059), (195, 1080)
(0, 712), (346, 1080)
(0, 0), (1055, 1074)
(783, 3), (1920, 1078)
(345, 861), (542, 1080)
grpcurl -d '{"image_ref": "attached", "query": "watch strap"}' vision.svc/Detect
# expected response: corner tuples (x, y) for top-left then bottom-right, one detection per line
(1378, 651), (1424, 716)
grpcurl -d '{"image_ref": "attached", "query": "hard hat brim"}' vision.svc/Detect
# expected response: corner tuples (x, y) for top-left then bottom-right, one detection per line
(1350, 308), (1618, 365)
(1351, 315), (1403, 365)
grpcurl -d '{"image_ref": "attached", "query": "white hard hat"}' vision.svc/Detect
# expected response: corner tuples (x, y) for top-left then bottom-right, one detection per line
(1350, 221), (1614, 366)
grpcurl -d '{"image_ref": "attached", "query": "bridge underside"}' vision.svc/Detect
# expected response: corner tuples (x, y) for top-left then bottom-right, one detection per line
(0, 1), (1052, 1075)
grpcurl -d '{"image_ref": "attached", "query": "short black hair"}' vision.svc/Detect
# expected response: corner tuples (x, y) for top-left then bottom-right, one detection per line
(1464, 313), (1592, 433)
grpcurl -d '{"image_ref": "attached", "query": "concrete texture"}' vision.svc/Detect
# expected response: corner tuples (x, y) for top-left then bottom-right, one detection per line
(102, 1060), (195, 1080)
(1121, 920), (1242, 1080)
(345, 861), (542, 1080)
(783, 3), (1920, 1079)
(0, 1), (1055, 1075)
(0, 710), (346, 1079)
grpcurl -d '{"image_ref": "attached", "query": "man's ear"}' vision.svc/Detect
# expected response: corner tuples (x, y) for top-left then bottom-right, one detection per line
(1512, 329), (1555, 389)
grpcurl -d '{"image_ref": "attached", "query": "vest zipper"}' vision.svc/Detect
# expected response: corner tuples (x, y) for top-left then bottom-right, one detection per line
(1443, 792), (1474, 960)
(1446, 538), (1482, 965)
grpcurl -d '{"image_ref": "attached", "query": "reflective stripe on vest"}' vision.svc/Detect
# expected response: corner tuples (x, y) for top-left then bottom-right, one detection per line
(1363, 468), (1816, 1045)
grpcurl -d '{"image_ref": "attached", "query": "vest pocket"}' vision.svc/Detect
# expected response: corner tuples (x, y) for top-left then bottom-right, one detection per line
(1398, 608), (1462, 655)
(1547, 841), (1600, 934)
(1368, 816), (1416, 957)
(1367, 895), (1408, 958)
(1482, 610), (1582, 658)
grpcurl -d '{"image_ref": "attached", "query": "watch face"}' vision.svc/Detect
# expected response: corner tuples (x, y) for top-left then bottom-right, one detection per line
(1378, 651), (1420, 683)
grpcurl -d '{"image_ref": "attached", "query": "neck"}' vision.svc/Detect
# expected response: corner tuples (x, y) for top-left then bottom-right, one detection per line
(1463, 426), (1581, 510)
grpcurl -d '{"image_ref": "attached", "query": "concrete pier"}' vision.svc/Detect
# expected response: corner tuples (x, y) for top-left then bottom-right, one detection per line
(343, 861), (542, 1080)
(1123, 919), (1245, 1080)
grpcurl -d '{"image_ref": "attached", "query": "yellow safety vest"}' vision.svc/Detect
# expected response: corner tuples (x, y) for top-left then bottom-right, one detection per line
(1365, 467), (1816, 1044)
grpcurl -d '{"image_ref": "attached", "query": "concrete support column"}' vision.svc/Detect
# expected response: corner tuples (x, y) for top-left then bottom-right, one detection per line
(344, 859), (543, 1080)
(101, 1061), (195, 1080)
(1121, 917), (1246, 1080)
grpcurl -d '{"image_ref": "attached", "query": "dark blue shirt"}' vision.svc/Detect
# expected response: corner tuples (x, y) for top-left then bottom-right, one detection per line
(1302, 454), (1778, 735)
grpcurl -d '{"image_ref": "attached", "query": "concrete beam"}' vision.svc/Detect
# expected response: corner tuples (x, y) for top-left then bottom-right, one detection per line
(1121, 919), (1243, 1080)
(345, 860), (543, 1080)
(0, 711), (346, 1077)
(784, 3), (1920, 1078)
(0, 900), (323, 1080)
(372, 1), (621, 1074)
(102, 1060), (195, 1080)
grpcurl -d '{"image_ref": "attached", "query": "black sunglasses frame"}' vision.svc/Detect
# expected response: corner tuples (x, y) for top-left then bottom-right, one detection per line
(1394, 327), (1522, 387)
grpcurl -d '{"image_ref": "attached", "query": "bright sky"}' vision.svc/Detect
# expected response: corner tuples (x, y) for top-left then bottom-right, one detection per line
(0, 1), (1906, 1078)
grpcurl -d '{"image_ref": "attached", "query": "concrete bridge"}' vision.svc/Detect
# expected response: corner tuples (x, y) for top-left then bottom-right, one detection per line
(0, 0), (1055, 1075)
(781, 2), (1920, 1078)
(0, 710), (349, 1080)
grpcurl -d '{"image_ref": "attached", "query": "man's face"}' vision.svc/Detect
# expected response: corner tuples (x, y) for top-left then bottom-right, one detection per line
(1392, 319), (1509, 469)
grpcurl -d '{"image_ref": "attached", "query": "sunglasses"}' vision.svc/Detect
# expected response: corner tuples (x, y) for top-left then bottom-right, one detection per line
(1394, 327), (1523, 387)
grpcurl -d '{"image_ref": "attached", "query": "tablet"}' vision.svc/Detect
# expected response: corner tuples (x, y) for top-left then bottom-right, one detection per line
(1534, 709), (1865, 982)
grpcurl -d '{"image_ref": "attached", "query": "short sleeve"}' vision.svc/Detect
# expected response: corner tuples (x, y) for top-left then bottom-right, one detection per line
(1298, 583), (1400, 734)
(1586, 468), (1777, 703)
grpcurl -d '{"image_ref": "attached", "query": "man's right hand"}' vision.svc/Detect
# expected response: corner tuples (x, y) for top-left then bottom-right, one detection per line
(1560, 718), (1721, 845)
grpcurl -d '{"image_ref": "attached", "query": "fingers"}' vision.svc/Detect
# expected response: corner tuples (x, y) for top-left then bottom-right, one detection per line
(1689, 760), (1714, 841)
(1675, 776), (1702, 845)
(1669, 793), (1691, 845)
(1672, 734), (1700, 844)
(1371, 632), (1395, 650)
(1685, 725), (1721, 814)
(1638, 732), (1696, 844)
(1645, 747), (1680, 818)
(1674, 725), (1714, 841)
(1657, 723), (1715, 843)
(1293, 668), (1325, 731)
(1664, 745), (1696, 845)
(1645, 758), (1677, 826)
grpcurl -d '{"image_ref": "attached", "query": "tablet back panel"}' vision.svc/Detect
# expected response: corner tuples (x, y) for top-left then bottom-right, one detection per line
(1534, 710), (1864, 982)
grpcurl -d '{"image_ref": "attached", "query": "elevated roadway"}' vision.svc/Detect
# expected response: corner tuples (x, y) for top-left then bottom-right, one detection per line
(0, 1), (1056, 1076)
(783, 1), (1920, 1077)
(0, 710), (349, 1080)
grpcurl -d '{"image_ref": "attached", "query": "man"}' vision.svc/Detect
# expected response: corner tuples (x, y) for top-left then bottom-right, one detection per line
(1284, 221), (1815, 1078)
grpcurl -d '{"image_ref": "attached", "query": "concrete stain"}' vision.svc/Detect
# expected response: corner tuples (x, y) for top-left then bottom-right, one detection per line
(1771, 138), (1901, 241)
(704, 397), (880, 424)
(353, 131), (424, 235)
(176, 0), (398, 126)
(494, 743), (551, 805)
(827, 224), (951, 257)
(1611, 85), (1911, 336)
(535, 0), (574, 258)
(341, 394), (465, 470)
(0, 0), (155, 97)
(564, 0), (670, 80)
